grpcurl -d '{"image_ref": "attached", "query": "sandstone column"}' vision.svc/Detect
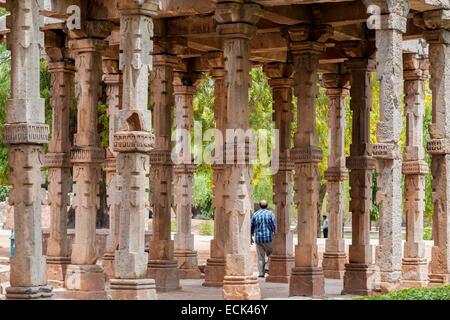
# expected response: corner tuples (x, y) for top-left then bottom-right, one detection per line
(371, 3), (409, 292)
(4, 0), (52, 299)
(342, 58), (378, 295)
(65, 38), (107, 300)
(286, 25), (332, 297)
(321, 71), (350, 280)
(401, 53), (429, 288)
(102, 48), (122, 281)
(263, 62), (295, 283)
(44, 33), (75, 285)
(203, 53), (228, 287)
(215, 1), (262, 300)
(421, 10), (450, 285)
(109, 0), (159, 300)
(148, 53), (181, 292)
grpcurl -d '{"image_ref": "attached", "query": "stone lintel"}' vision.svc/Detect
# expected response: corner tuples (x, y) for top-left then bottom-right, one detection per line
(216, 23), (257, 39)
(346, 156), (376, 170)
(117, 0), (159, 17)
(3, 123), (49, 145)
(68, 38), (107, 53)
(214, 2), (263, 26)
(71, 147), (105, 164)
(324, 168), (349, 182)
(44, 152), (71, 168)
(402, 160), (429, 175)
(291, 146), (323, 164)
(149, 149), (172, 166)
(113, 131), (154, 153)
(371, 143), (402, 160)
(423, 29), (450, 44)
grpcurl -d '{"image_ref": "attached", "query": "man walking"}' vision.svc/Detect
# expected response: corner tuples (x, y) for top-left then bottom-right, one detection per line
(251, 200), (276, 278)
(322, 215), (329, 238)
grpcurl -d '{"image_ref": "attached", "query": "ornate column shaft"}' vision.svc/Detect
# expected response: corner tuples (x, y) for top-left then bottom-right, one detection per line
(173, 70), (201, 279)
(4, 0), (52, 299)
(101, 50), (122, 281)
(322, 72), (350, 280)
(372, 5), (409, 292)
(204, 53), (228, 287)
(45, 56), (75, 285)
(401, 52), (429, 288)
(264, 62), (295, 283)
(109, 1), (159, 300)
(342, 58), (378, 296)
(148, 53), (181, 292)
(286, 25), (332, 297)
(422, 10), (450, 285)
(65, 38), (107, 299)
(215, 1), (262, 300)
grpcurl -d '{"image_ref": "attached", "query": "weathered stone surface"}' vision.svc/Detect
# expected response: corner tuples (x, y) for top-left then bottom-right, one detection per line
(109, 278), (157, 300)
(64, 264), (107, 300)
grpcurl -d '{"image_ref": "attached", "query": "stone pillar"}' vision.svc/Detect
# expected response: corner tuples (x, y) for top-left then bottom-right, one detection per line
(400, 53), (429, 288)
(286, 25), (332, 297)
(45, 57), (75, 286)
(108, 0), (159, 300)
(3, 0), (52, 299)
(372, 5), (409, 292)
(102, 50), (122, 281)
(65, 38), (107, 300)
(263, 62), (295, 283)
(321, 72), (350, 280)
(203, 52), (228, 287)
(422, 10), (450, 285)
(342, 58), (378, 296)
(173, 69), (201, 279)
(215, 1), (262, 300)
(148, 53), (181, 292)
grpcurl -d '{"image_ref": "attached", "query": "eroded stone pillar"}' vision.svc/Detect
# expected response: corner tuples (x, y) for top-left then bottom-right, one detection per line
(148, 53), (181, 292)
(264, 62), (295, 283)
(65, 38), (107, 300)
(102, 49), (122, 281)
(44, 52), (75, 286)
(215, 1), (262, 300)
(422, 10), (450, 285)
(401, 53), (429, 288)
(286, 25), (332, 297)
(342, 58), (378, 296)
(203, 53), (228, 287)
(321, 71), (350, 280)
(372, 5), (409, 292)
(4, 0), (52, 299)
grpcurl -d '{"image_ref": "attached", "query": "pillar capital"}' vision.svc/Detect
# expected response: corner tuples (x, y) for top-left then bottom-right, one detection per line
(117, 0), (159, 16)
(215, 1), (262, 39)
(284, 25), (332, 55)
(322, 73), (351, 96)
(68, 38), (107, 54)
(47, 61), (76, 75)
(344, 58), (376, 71)
(264, 62), (294, 80)
(403, 53), (429, 81)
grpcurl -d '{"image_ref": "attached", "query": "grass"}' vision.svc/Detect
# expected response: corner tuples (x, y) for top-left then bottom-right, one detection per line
(356, 285), (450, 300)
(199, 220), (214, 236)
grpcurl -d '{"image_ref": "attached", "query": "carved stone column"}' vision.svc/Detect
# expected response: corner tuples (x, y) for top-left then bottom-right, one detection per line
(4, 0), (52, 299)
(148, 53), (181, 292)
(422, 10), (450, 285)
(101, 49), (122, 281)
(64, 38), (107, 300)
(215, 1), (262, 300)
(342, 58), (378, 296)
(264, 62), (295, 283)
(108, 0), (159, 300)
(286, 25), (332, 297)
(371, 4), (409, 292)
(173, 69), (201, 279)
(44, 44), (75, 285)
(321, 71), (350, 280)
(400, 53), (429, 288)
(203, 53), (228, 287)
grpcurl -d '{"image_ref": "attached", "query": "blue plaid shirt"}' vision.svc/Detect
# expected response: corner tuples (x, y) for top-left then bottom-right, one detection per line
(251, 209), (276, 244)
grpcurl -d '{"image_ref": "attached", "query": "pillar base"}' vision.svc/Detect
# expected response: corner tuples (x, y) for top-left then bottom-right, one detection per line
(203, 258), (226, 287)
(429, 273), (450, 285)
(147, 260), (181, 292)
(223, 275), (261, 300)
(378, 270), (402, 293)
(266, 255), (295, 283)
(46, 256), (71, 287)
(64, 264), (107, 300)
(5, 285), (53, 300)
(102, 252), (115, 280)
(109, 278), (157, 300)
(322, 252), (347, 279)
(342, 263), (378, 296)
(174, 250), (202, 279)
(401, 258), (428, 288)
(289, 267), (325, 297)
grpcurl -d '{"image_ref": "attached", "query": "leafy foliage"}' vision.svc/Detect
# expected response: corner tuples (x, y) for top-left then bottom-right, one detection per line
(193, 173), (213, 218)
(356, 285), (450, 300)
(199, 220), (214, 236)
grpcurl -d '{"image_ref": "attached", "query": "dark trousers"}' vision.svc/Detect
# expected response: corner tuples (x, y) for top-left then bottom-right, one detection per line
(323, 228), (328, 238)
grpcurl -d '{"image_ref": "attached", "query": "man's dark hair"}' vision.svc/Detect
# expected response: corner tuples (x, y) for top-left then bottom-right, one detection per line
(323, 215), (327, 219)
(259, 200), (268, 209)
